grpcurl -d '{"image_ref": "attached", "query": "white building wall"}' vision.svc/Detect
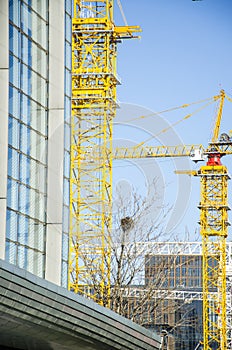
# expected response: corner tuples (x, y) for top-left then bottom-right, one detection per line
(45, 0), (65, 285)
(0, 1), (9, 260)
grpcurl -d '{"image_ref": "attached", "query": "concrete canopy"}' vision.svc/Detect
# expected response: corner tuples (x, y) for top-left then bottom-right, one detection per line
(0, 259), (161, 350)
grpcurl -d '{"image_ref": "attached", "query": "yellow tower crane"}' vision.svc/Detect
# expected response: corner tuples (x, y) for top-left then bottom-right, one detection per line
(69, 0), (141, 305)
(113, 89), (232, 350)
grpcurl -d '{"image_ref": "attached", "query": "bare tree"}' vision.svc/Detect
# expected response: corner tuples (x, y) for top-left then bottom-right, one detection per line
(75, 183), (202, 347)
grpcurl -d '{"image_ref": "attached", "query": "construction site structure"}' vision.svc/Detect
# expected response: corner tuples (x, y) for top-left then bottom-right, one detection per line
(69, 0), (141, 305)
(126, 241), (232, 348)
(112, 90), (232, 350)
(69, 1), (232, 348)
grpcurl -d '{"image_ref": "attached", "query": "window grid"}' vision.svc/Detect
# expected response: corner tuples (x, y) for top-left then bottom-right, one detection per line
(7, 0), (48, 278)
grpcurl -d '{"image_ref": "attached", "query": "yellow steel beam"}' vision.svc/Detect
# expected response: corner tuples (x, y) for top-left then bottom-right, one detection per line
(212, 90), (226, 143)
(113, 144), (204, 159)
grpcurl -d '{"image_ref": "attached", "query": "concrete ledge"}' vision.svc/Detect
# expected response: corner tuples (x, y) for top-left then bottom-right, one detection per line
(0, 259), (161, 350)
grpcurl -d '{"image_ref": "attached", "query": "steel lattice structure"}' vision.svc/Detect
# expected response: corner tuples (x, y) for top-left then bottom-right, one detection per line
(199, 165), (229, 349)
(69, 5), (232, 348)
(112, 90), (232, 350)
(69, 0), (140, 305)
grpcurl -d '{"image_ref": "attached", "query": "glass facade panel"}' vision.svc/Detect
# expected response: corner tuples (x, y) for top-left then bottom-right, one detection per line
(31, 0), (48, 21)
(7, 0), (48, 278)
(6, 210), (18, 241)
(65, 41), (71, 71)
(9, 25), (21, 57)
(64, 150), (70, 179)
(21, 3), (32, 36)
(19, 153), (30, 185)
(18, 215), (29, 245)
(8, 148), (19, 180)
(65, 13), (72, 41)
(64, 96), (71, 123)
(63, 178), (70, 207)
(65, 68), (71, 97)
(9, 0), (20, 27)
(9, 55), (20, 88)
(7, 179), (19, 211)
(63, 205), (69, 233)
(31, 103), (47, 135)
(5, 241), (17, 265)
(9, 87), (20, 118)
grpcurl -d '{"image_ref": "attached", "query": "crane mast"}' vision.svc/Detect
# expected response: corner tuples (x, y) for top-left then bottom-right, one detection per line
(69, 0), (140, 305)
(199, 164), (228, 349)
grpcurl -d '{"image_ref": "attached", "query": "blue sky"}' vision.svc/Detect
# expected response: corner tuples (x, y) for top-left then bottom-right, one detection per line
(112, 0), (232, 240)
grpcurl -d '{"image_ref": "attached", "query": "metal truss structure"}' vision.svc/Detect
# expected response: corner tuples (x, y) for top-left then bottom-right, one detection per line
(113, 90), (232, 349)
(128, 241), (232, 349)
(69, 4), (232, 348)
(199, 165), (229, 349)
(69, 0), (140, 305)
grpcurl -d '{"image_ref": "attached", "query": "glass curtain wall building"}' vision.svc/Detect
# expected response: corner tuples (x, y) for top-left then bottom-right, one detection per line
(0, 0), (71, 286)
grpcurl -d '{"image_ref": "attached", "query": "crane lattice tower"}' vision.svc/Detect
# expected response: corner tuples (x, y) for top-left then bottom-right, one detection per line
(69, 0), (140, 305)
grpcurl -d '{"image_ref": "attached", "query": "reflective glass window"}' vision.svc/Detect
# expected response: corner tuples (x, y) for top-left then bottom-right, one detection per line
(29, 189), (45, 222)
(9, 0), (20, 27)
(31, 103), (47, 135)
(62, 233), (69, 260)
(62, 205), (69, 234)
(21, 64), (32, 95)
(64, 96), (71, 123)
(31, 0), (48, 20)
(19, 153), (30, 185)
(9, 87), (20, 118)
(5, 241), (17, 265)
(63, 178), (70, 207)
(9, 55), (20, 89)
(8, 147), (19, 180)
(65, 68), (71, 97)
(65, 13), (72, 41)
(30, 130), (47, 164)
(8, 0), (48, 276)
(9, 25), (21, 57)
(21, 34), (32, 67)
(8, 116), (19, 149)
(30, 160), (46, 193)
(7, 179), (19, 211)
(19, 183), (30, 215)
(64, 123), (70, 151)
(31, 44), (47, 78)
(31, 11), (48, 49)
(21, 93), (30, 124)
(27, 248), (43, 277)
(61, 260), (68, 287)
(64, 150), (70, 178)
(28, 221), (45, 251)
(6, 210), (18, 241)
(20, 123), (30, 155)
(21, 3), (32, 37)
(65, 0), (72, 16)
(18, 245), (28, 269)
(18, 215), (29, 245)
(21, 66), (47, 105)
(65, 41), (71, 70)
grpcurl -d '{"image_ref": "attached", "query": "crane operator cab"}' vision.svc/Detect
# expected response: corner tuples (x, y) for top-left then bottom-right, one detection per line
(190, 149), (206, 163)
